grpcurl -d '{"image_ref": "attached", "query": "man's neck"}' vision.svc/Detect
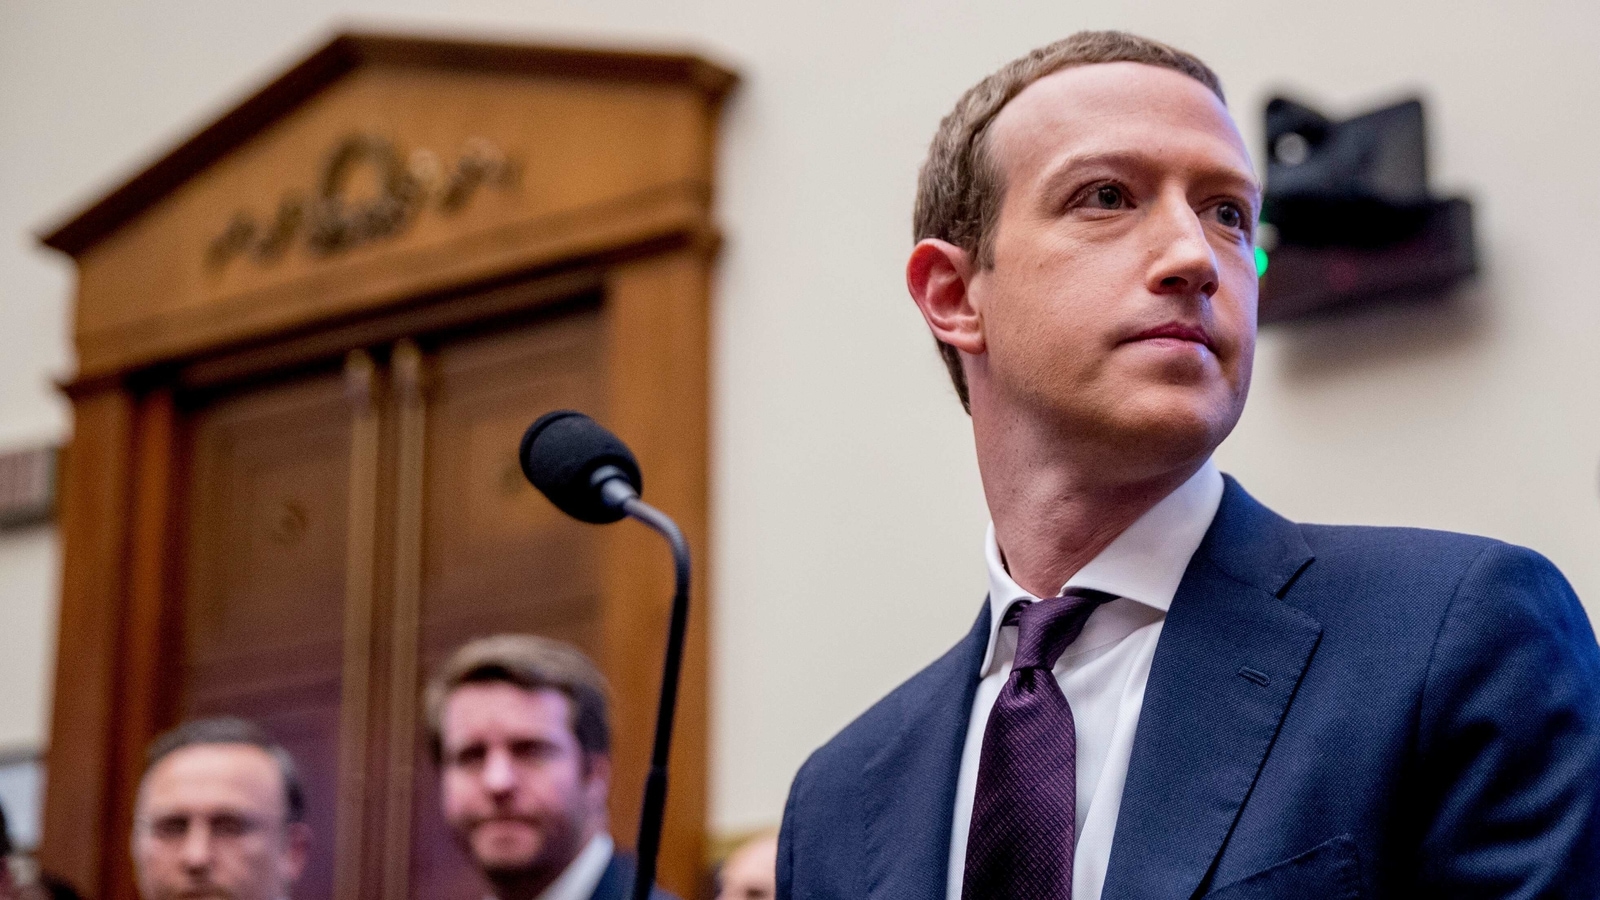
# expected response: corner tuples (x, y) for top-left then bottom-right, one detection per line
(976, 416), (1207, 599)
(488, 869), (558, 900)
(486, 827), (602, 900)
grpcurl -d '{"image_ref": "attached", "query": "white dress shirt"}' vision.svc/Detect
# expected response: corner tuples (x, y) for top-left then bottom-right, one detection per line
(946, 460), (1224, 900)
(528, 832), (615, 900)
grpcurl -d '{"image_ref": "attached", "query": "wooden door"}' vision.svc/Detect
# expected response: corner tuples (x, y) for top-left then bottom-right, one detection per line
(173, 296), (663, 900)
(180, 365), (357, 900)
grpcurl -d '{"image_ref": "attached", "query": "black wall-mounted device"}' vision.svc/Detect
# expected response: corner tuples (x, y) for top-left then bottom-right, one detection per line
(1258, 95), (1477, 323)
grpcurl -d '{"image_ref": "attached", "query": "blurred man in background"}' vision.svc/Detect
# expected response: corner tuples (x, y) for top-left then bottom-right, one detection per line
(131, 718), (309, 900)
(427, 634), (677, 900)
(714, 832), (775, 900)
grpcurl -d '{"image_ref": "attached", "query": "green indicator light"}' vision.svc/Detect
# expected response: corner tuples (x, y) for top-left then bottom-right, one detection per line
(1254, 245), (1269, 277)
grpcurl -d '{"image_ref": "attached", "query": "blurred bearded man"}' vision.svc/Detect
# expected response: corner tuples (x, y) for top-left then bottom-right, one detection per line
(777, 29), (1600, 900)
(131, 718), (309, 900)
(427, 634), (677, 900)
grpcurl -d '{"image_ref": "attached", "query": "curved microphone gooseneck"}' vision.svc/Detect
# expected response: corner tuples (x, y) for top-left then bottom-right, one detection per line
(519, 410), (690, 900)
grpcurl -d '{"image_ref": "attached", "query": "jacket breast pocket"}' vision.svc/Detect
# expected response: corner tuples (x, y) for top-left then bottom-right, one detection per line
(1202, 834), (1362, 900)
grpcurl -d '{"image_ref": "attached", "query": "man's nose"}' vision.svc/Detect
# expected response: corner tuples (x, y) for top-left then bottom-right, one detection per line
(481, 747), (517, 795)
(1145, 193), (1219, 300)
(179, 822), (214, 872)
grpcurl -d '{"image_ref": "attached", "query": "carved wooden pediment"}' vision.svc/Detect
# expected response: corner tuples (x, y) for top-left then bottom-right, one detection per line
(43, 33), (736, 380)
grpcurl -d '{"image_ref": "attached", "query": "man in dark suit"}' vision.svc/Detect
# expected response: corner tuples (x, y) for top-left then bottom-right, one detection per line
(427, 634), (677, 900)
(777, 30), (1600, 900)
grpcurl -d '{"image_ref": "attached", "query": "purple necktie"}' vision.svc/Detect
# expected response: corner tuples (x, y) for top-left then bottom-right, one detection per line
(962, 589), (1114, 900)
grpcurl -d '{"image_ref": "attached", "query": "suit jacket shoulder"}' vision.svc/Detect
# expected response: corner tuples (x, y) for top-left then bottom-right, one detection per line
(779, 603), (989, 900)
(798, 603), (988, 775)
(1147, 479), (1600, 898)
(1297, 525), (1600, 894)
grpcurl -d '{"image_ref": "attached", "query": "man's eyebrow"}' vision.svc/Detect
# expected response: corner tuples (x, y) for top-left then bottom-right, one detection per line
(1036, 149), (1261, 200)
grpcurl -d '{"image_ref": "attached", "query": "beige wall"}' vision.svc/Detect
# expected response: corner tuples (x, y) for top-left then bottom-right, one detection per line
(2, 0), (1596, 839)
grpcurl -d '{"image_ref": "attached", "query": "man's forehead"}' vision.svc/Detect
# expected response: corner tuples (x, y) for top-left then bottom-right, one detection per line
(139, 743), (284, 814)
(986, 61), (1253, 183)
(442, 682), (574, 742)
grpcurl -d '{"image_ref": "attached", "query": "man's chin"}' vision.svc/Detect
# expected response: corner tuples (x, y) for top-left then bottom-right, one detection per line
(168, 888), (234, 900)
(464, 814), (594, 884)
(1101, 390), (1241, 458)
(471, 822), (553, 874)
(473, 843), (541, 874)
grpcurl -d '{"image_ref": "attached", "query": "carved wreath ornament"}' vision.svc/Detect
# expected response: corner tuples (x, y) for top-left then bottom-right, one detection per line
(207, 134), (520, 268)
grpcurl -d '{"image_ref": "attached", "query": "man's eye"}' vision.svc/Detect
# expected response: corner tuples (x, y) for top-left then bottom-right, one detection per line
(451, 746), (487, 768)
(1215, 202), (1244, 229)
(1089, 185), (1125, 209)
(209, 815), (255, 839)
(509, 740), (557, 762)
(150, 817), (189, 840)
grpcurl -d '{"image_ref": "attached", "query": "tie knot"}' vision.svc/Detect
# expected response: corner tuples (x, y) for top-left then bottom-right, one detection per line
(1007, 590), (1114, 671)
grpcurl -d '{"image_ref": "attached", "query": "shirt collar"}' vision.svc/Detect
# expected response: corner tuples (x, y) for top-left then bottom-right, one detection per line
(527, 832), (614, 900)
(979, 459), (1224, 675)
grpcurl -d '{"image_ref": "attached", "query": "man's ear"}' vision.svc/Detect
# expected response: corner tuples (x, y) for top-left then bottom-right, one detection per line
(583, 752), (612, 794)
(281, 822), (312, 884)
(582, 753), (613, 822)
(906, 239), (985, 356)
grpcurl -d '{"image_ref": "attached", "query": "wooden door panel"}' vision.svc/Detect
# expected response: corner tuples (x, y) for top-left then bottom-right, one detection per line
(181, 368), (353, 900)
(185, 374), (352, 672)
(419, 307), (605, 618)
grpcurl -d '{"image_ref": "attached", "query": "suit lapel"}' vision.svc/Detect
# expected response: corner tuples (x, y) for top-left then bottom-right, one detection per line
(1102, 478), (1322, 900)
(588, 852), (626, 900)
(861, 602), (990, 900)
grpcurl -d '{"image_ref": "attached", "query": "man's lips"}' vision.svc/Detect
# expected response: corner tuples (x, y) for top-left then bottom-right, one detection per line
(474, 816), (539, 830)
(174, 889), (230, 900)
(1124, 322), (1214, 351)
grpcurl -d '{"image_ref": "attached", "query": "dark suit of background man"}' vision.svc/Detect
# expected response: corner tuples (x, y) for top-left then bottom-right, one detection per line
(777, 30), (1600, 900)
(426, 635), (679, 900)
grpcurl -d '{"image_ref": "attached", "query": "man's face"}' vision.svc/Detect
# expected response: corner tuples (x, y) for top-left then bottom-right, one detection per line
(965, 62), (1260, 473)
(132, 744), (308, 900)
(439, 683), (609, 883)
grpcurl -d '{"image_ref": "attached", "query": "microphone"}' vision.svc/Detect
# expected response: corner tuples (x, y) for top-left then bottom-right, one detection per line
(518, 409), (645, 523)
(519, 410), (689, 900)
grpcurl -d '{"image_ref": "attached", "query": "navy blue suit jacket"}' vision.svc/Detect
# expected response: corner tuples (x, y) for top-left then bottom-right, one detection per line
(590, 852), (680, 900)
(777, 478), (1600, 899)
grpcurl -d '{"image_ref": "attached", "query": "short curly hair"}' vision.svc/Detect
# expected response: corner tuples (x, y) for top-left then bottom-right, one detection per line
(913, 31), (1225, 412)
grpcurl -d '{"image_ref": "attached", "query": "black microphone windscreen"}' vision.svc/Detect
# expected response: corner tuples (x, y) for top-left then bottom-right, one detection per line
(519, 410), (642, 524)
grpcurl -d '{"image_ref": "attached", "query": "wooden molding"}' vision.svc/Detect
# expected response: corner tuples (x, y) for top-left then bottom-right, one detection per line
(39, 31), (736, 257)
(73, 182), (713, 381)
(381, 340), (427, 900)
(102, 390), (180, 900)
(37, 389), (137, 896)
(332, 351), (382, 900)
(600, 246), (713, 894)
